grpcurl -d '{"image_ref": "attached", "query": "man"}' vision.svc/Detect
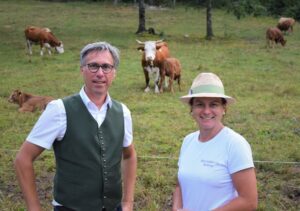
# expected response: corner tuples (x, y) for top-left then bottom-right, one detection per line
(14, 41), (137, 211)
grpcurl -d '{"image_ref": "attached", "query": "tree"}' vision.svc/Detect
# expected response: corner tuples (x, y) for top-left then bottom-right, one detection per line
(136, 0), (147, 34)
(206, 0), (213, 39)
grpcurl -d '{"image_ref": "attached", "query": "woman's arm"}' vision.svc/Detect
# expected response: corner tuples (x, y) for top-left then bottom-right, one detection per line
(172, 180), (189, 211)
(213, 168), (258, 211)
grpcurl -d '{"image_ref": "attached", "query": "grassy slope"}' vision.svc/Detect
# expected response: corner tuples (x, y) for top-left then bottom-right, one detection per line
(0, 1), (299, 210)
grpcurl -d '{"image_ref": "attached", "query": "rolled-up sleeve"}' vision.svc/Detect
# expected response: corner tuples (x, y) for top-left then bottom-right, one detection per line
(122, 104), (133, 147)
(26, 99), (66, 150)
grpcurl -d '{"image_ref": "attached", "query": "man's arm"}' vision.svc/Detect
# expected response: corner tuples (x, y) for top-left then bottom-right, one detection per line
(14, 141), (45, 211)
(121, 144), (137, 211)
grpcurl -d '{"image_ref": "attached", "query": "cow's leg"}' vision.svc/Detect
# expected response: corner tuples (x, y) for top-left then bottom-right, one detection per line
(26, 40), (33, 55)
(164, 77), (169, 88)
(159, 71), (165, 93)
(26, 40), (33, 62)
(40, 42), (44, 56)
(266, 39), (269, 48)
(169, 74), (174, 93)
(44, 43), (52, 55)
(154, 69), (160, 94)
(178, 75), (181, 91)
(143, 68), (150, 92)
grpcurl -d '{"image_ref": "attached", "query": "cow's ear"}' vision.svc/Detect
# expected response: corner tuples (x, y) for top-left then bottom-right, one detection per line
(137, 46), (144, 51)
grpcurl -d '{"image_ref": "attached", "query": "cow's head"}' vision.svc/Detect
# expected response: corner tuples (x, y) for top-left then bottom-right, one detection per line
(280, 39), (287, 46)
(8, 89), (22, 104)
(137, 40), (165, 66)
(55, 42), (64, 54)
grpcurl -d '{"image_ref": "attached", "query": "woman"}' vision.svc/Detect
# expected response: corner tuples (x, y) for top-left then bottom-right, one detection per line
(172, 72), (258, 211)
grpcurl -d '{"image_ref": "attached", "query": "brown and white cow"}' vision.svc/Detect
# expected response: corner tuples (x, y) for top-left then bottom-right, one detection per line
(159, 57), (182, 93)
(277, 17), (295, 34)
(137, 40), (170, 93)
(8, 89), (54, 112)
(24, 26), (64, 57)
(266, 27), (286, 48)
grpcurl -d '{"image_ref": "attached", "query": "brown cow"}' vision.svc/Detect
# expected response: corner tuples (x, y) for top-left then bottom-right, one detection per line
(8, 89), (54, 112)
(266, 27), (286, 48)
(24, 26), (64, 57)
(159, 57), (182, 93)
(277, 17), (295, 34)
(137, 40), (170, 93)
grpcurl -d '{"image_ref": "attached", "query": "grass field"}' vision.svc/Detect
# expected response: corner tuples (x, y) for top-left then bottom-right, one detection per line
(0, 0), (300, 210)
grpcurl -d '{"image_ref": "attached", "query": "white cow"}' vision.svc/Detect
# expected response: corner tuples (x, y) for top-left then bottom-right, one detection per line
(137, 40), (170, 93)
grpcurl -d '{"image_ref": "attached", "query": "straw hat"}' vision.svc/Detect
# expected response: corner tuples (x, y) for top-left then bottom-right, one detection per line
(180, 72), (235, 105)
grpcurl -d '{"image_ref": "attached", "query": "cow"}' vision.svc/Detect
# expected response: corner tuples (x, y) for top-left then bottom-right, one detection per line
(136, 40), (170, 93)
(24, 26), (64, 57)
(159, 57), (182, 93)
(8, 89), (54, 112)
(277, 17), (296, 34)
(266, 27), (286, 48)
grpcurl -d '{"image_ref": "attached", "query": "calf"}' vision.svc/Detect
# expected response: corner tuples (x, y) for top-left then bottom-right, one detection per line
(159, 57), (182, 93)
(137, 40), (170, 93)
(24, 26), (64, 57)
(266, 27), (286, 48)
(8, 89), (54, 112)
(277, 17), (295, 34)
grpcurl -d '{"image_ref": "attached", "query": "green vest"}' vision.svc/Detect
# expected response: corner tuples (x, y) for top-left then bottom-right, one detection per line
(53, 94), (124, 211)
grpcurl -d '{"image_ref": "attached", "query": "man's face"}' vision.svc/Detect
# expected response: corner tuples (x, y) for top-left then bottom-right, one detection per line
(81, 50), (116, 98)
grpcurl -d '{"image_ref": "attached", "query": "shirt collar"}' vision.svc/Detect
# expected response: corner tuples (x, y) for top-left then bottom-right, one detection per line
(79, 86), (112, 109)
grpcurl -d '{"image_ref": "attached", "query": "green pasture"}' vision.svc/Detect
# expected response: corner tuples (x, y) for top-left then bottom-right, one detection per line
(0, 0), (299, 210)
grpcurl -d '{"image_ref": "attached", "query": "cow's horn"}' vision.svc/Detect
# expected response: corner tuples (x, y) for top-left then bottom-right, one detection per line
(155, 39), (164, 43)
(136, 39), (145, 45)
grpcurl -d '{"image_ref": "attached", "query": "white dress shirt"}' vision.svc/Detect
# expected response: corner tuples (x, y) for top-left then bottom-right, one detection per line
(27, 87), (133, 149)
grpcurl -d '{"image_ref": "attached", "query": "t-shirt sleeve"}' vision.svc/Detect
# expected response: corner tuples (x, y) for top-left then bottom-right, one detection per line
(228, 136), (254, 174)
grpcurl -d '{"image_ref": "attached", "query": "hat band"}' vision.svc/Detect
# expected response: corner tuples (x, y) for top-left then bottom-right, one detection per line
(191, 85), (224, 95)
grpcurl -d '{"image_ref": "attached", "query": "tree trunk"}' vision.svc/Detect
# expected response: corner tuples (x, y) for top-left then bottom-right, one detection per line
(206, 0), (213, 40)
(148, 0), (154, 5)
(136, 0), (146, 34)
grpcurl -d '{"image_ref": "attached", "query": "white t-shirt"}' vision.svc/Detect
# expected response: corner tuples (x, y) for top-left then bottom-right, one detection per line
(27, 87), (133, 149)
(178, 127), (254, 211)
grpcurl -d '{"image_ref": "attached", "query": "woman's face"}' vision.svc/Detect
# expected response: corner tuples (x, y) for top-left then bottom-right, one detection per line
(191, 97), (226, 131)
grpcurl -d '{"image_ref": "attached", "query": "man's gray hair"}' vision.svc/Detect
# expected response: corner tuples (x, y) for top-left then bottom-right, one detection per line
(80, 41), (120, 69)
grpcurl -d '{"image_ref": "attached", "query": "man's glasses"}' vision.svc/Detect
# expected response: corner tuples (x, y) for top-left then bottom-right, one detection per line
(84, 63), (115, 74)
